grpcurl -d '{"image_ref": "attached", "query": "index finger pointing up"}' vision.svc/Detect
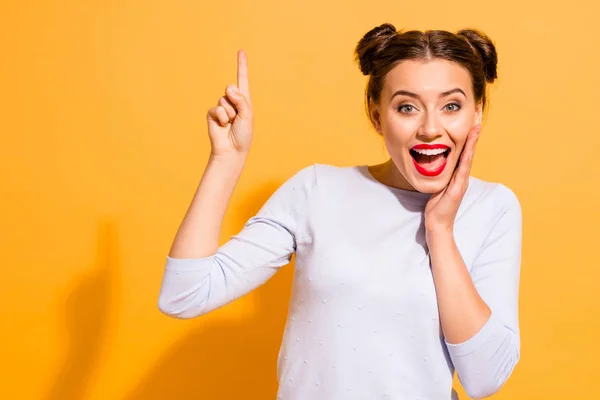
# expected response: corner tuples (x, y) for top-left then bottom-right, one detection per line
(237, 50), (251, 102)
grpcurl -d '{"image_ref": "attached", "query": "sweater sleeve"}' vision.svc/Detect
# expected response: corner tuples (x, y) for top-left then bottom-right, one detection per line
(445, 185), (522, 399)
(157, 165), (317, 319)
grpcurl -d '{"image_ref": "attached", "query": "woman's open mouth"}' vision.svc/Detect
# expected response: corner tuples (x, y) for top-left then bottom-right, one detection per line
(409, 144), (451, 177)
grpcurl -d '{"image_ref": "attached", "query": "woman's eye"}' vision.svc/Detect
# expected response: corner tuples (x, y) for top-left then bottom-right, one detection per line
(444, 103), (461, 112)
(398, 104), (416, 113)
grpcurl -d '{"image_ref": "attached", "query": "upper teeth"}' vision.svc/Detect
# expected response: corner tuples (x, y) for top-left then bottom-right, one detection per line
(413, 148), (448, 155)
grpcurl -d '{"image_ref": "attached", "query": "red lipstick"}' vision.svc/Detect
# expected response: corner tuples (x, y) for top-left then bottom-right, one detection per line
(411, 144), (450, 150)
(410, 144), (450, 177)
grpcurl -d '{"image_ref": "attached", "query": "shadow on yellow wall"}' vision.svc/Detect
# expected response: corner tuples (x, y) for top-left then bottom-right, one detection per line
(127, 270), (294, 400)
(130, 184), (296, 399)
(46, 221), (119, 400)
(43, 185), (295, 400)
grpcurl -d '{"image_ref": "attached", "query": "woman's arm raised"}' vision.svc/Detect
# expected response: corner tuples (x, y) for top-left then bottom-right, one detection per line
(158, 51), (317, 319)
(169, 50), (253, 259)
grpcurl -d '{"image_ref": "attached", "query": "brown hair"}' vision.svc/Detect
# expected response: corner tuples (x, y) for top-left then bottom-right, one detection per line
(354, 23), (498, 125)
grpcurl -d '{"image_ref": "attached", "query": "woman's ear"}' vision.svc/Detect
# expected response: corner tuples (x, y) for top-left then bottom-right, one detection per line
(369, 101), (383, 134)
(475, 103), (483, 126)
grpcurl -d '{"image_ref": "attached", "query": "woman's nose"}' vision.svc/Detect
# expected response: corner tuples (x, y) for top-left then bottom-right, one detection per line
(418, 112), (443, 140)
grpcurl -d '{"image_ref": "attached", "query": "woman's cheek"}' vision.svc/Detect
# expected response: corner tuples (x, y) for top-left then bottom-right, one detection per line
(384, 116), (418, 146)
(444, 111), (474, 135)
(384, 131), (412, 159)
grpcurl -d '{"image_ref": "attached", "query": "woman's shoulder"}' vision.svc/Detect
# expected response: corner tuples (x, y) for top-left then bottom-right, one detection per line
(310, 162), (362, 174)
(466, 176), (521, 216)
(289, 163), (366, 186)
(271, 163), (365, 202)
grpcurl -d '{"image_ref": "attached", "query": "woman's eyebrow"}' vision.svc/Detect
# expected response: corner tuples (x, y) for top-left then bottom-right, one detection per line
(391, 88), (467, 101)
(440, 88), (466, 98)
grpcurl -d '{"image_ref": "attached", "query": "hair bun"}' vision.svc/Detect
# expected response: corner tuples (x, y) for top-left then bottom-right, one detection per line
(457, 29), (498, 83)
(355, 23), (398, 76)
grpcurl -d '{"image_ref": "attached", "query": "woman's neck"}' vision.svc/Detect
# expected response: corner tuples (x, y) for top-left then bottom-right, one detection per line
(368, 159), (416, 191)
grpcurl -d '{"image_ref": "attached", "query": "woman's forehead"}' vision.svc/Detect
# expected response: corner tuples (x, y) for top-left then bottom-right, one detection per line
(383, 59), (473, 98)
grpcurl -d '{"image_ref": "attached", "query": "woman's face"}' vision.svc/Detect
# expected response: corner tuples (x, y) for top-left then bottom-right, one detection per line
(370, 59), (482, 193)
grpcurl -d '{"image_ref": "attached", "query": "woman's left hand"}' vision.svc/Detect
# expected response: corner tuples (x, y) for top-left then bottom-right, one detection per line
(424, 125), (481, 240)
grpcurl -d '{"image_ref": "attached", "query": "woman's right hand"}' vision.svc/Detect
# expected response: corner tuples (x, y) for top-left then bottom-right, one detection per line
(207, 50), (253, 156)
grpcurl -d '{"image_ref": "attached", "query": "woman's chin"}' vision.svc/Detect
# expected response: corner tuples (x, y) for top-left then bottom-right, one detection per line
(409, 174), (451, 194)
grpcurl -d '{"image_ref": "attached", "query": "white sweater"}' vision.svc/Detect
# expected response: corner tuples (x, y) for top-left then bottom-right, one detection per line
(158, 163), (522, 399)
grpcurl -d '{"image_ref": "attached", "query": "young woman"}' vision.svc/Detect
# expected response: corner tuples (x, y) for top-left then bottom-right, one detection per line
(158, 23), (522, 400)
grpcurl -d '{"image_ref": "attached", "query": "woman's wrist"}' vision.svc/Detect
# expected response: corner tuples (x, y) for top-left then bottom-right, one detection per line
(426, 225), (454, 247)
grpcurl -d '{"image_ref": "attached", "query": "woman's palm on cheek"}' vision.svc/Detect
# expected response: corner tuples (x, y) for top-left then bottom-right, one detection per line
(424, 125), (480, 236)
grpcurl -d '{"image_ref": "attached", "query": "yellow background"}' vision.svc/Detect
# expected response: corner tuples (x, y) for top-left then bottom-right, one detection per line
(2, 0), (598, 399)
